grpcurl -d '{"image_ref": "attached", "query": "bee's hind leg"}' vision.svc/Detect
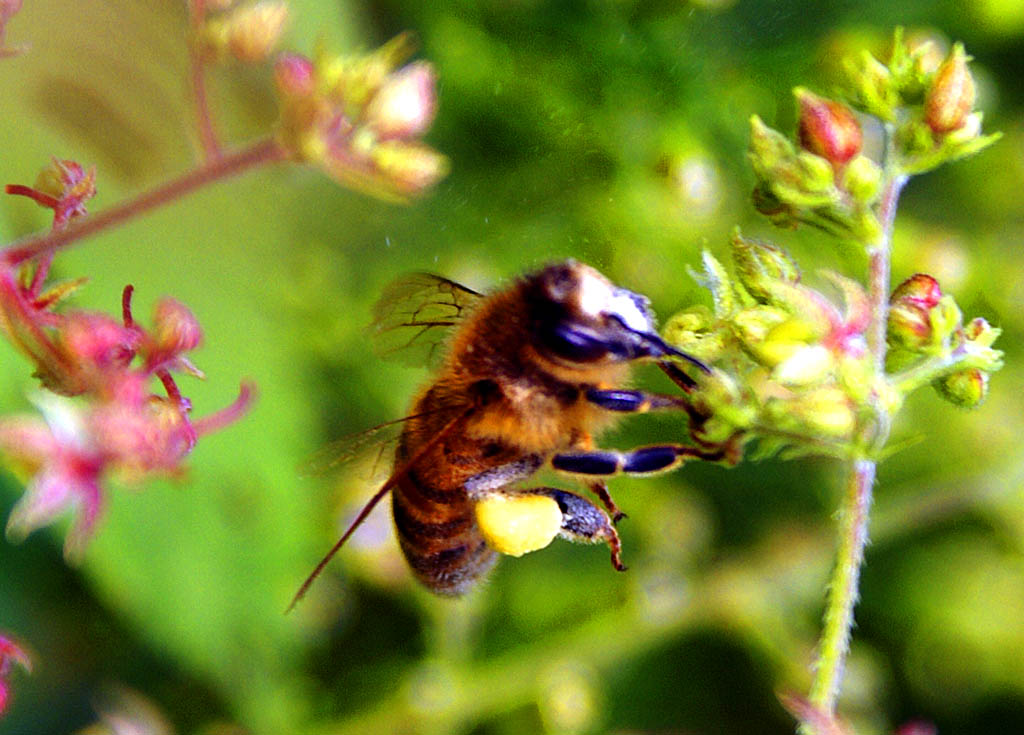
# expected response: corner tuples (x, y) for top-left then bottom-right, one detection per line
(527, 488), (626, 571)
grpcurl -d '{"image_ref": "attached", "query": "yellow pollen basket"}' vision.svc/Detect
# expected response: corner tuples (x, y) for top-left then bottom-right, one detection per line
(474, 494), (562, 557)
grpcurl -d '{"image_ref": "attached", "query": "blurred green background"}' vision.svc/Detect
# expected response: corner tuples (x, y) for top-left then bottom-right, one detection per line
(1, 1), (1023, 733)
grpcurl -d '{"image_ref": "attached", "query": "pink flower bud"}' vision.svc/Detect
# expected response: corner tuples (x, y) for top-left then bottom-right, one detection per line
(275, 53), (315, 97)
(925, 43), (976, 134)
(796, 89), (862, 167)
(61, 313), (139, 370)
(364, 62), (438, 140)
(152, 299), (203, 355)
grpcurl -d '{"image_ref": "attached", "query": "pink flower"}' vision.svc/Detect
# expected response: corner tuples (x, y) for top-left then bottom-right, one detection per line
(0, 273), (254, 558)
(274, 36), (448, 201)
(0, 633), (31, 717)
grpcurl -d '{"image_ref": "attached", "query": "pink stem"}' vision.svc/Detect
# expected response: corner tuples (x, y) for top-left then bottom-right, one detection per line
(189, 0), (221, 160)
(2, 137), (287, 268)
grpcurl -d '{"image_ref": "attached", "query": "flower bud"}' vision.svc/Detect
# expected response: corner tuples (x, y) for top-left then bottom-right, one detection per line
(839, 155), (882, 203)
(61, 313), (139, 371)
(843, 49), (899, 121)
(152, 299), (203, 355)
(925, 43), (975, 134)
(369, 141), (449, 198)
(767, 386), (857, 440)
(796, 88), (862, 167)
(887, 273), (941, 351)
(731, 231), (800, 304)
(203, 1), (289, 64)
(933, 367), (988, 408)
(963, 316), (999, 347)
(662, 307), (727, 363)
(364, 62), (438, 140)
(274, 53), (315, 97)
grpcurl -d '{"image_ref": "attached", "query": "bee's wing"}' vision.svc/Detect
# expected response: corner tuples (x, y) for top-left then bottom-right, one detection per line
(300, 405), (466, 478)
(369, 273), (484, 367)
(288, 403), (476, 612)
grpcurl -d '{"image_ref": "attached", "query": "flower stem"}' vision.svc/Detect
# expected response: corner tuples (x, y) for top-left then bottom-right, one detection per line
(807, 457), (874, 712)
(189, 0), (221, 160)
(804, 165), (906, 726)
(2, 137), (286, 268)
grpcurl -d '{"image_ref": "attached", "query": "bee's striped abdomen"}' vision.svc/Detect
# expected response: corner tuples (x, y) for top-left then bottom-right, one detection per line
(392, 468), (497, 596)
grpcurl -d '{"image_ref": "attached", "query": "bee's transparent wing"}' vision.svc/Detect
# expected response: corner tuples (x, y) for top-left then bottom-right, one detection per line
(369, 273), (484, 367)
(300, 405), (465, 478)
(300, 418), (403, 479)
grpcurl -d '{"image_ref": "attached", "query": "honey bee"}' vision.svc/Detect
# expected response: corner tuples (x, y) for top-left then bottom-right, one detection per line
(289, 260), (718, 607)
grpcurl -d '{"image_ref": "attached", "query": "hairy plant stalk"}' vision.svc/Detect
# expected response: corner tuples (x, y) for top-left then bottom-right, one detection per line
(805, 169), (906, 723)
(807, 457), (875, 712)
(2, 136), (286, 267)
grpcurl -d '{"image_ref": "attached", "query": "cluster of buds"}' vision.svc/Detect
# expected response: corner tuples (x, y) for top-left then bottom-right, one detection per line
(0, 634), (30, 716)
(663, 233), (875, 454)
(749, 30), (999, 245)
(196, 0), (289, 64)
(749, 90), (882, 243)
(0, 163), (253, 560)
(841, 29), (1001, 175)
(274, 33), (448, 201)
(886, 273), (1002, 407)
(0, 0), (24, 58)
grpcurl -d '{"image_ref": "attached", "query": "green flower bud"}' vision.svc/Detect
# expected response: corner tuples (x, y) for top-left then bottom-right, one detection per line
(933, 367), (988, 408)
(731, 231), (800, 304)
(766, 386), (857, 440)
(839, 155), (882, 204)
(842, 49), (899, 121)
(925, 43), (976, 134)
(663, 307), (728, 363)
(732, 306), (789, 364)
(795, 88), (863, 168)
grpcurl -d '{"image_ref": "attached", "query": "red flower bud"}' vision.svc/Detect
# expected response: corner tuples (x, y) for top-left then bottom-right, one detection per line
(925, 44), (976, 134)
(796, 89), (862, 167)
(891, 273), (941, 309)
(887, 274), (942, 350)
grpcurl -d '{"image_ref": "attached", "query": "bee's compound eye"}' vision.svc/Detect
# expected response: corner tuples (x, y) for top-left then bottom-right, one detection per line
(475, 494), (561, 557)
(542, 323), (609, 363)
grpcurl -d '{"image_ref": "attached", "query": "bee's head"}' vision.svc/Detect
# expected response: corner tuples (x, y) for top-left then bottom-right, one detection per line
(527, 260), (691, 367)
